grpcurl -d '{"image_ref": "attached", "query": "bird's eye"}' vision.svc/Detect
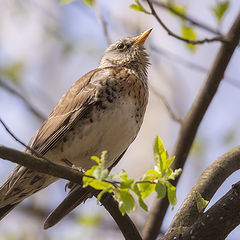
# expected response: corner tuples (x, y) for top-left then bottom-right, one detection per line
(117, 43), (125, 49)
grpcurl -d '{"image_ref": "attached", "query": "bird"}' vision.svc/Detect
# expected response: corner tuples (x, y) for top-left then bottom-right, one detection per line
(0, 28), (152, 225)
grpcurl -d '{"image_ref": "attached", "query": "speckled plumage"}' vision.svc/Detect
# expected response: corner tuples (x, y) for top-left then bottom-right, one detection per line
(0, 29), (151, 223)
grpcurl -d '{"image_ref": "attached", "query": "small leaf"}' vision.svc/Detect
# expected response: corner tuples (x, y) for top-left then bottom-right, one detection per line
(166, 182), (177, 208)
(91, 156), (100, 164)
(138, 198), (148, 211)
(168, 168), (182, 180)
(131, 182), (141, 197)
(168, 3), (186, 16)
(100, 151), (107, 168)
(195, 191), (209, 214)
(138, 176), (156, 199)
(59, 0), (75, 3)
(119, 189), (136, 215)
(145, 169), (160, 178)
(93, 168), (109, 181)
(0, 61), (25, 84)
(97, 186), (113, 201)
(155, 181), (166, 198)
(77, 214), (102, 227)
(88, 179), (112, 190)
(82, 0), (94, 6)
(153, 136), (165, 172)
(181, 24), (197, 52)
(130, 0), (150, 14)
(211, 1), (229, 24)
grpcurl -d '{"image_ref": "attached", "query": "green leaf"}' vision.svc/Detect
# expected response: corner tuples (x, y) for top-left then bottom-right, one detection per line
(167, 3), (186, 16)
(211, 1), (229, 24)
(119, 171), (135, 188)
(59, 0), (76, 3)
(190, 138), (206, 158)
(166, 182), (177, 208)
(138, 198), (148, 211)
(130, 0), (150, 14)
(153, 136), (165, 172)
(181, 24), (197, 52)
(97, 186), (113, 201)
(118, 189), (136, 215)
(168, 168), (182, 180)
(91, 156), (100, 164)
(145, 169), (160, 178)
(93, 168), (109, 181)
(77, 214), (102, 227)
(138, 176), (156, 199)
(87, 179), (112, 190)
(195, 191), (209, 214)
(0, 61), (25, 84)
(165, 156), (175, 170)
(100, 151), (107, 168)
(82, 0), (94, 6)
(131, 182), (141, 197)
(155, 181), (166, 198)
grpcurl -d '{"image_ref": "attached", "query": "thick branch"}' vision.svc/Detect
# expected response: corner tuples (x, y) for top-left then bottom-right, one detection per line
(0, 145), (142, 240)
(146, 0), (225, 45)
(142, 10), (240, 240)
(180, 181), (240, 240)
(162, 146), (240, 239)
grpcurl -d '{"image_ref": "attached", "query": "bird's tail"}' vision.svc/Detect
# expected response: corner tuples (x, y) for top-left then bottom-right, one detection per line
(0, 165), (56, 220)
(0, 203), (19, 220)
(44, 184), (92, 229)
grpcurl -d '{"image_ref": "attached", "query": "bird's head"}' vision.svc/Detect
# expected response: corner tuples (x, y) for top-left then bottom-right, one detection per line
(99, 29), (152, 75)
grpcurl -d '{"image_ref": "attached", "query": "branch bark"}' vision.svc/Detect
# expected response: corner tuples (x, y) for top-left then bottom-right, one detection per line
(161, 146), (240, 239)
(179, 181), (240, 240)
(142, 10), (240, 240)
(0, 145), (142, 240)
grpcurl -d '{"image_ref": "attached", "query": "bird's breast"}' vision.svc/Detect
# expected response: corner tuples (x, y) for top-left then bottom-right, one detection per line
(47, 69), (148, 171)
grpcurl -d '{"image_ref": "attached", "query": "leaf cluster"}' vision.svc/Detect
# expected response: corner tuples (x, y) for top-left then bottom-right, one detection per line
(82, 137), (181, 215)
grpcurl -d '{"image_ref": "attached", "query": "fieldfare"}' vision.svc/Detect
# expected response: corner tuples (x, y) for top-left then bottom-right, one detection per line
(0, 29), (152, 225)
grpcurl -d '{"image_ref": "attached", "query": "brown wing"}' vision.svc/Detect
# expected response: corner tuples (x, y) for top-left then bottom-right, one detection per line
(29, 68), (109, 155)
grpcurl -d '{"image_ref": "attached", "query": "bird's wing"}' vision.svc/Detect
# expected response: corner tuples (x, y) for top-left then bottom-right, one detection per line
(29, 68), (109, 155)
(0, 67), (112, 212)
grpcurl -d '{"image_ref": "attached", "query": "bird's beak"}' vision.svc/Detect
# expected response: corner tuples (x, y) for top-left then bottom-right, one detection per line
(134, 28), (152, 46)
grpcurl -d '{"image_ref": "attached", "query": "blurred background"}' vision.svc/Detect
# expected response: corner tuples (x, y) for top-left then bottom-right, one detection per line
(0, 0), (240, 239)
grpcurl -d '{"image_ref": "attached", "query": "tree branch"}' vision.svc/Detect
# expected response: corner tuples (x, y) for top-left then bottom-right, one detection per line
(149, 84), (182, 123)
(0, 145), (142, 240)
(149, 0), (222, 36)
(161, 146), (240, 239)
(146, 0), (225, 45)
(150, 44), (240, 89)
(142, 10), (240, 240)
(179, 181), (240, 240)
(0, 78), (46, 121)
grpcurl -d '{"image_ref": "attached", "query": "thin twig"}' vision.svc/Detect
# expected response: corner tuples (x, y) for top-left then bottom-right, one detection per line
(0, 118), (50, 162)
(0, 79), (46, 121)
(142, 10), (240, 240)
(149, 84), (182, 123)
(146, 0), (226, 45)
(149, 0), (221, 36)
(95, 0), (112, 45)
(150, 44), (240, 89)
